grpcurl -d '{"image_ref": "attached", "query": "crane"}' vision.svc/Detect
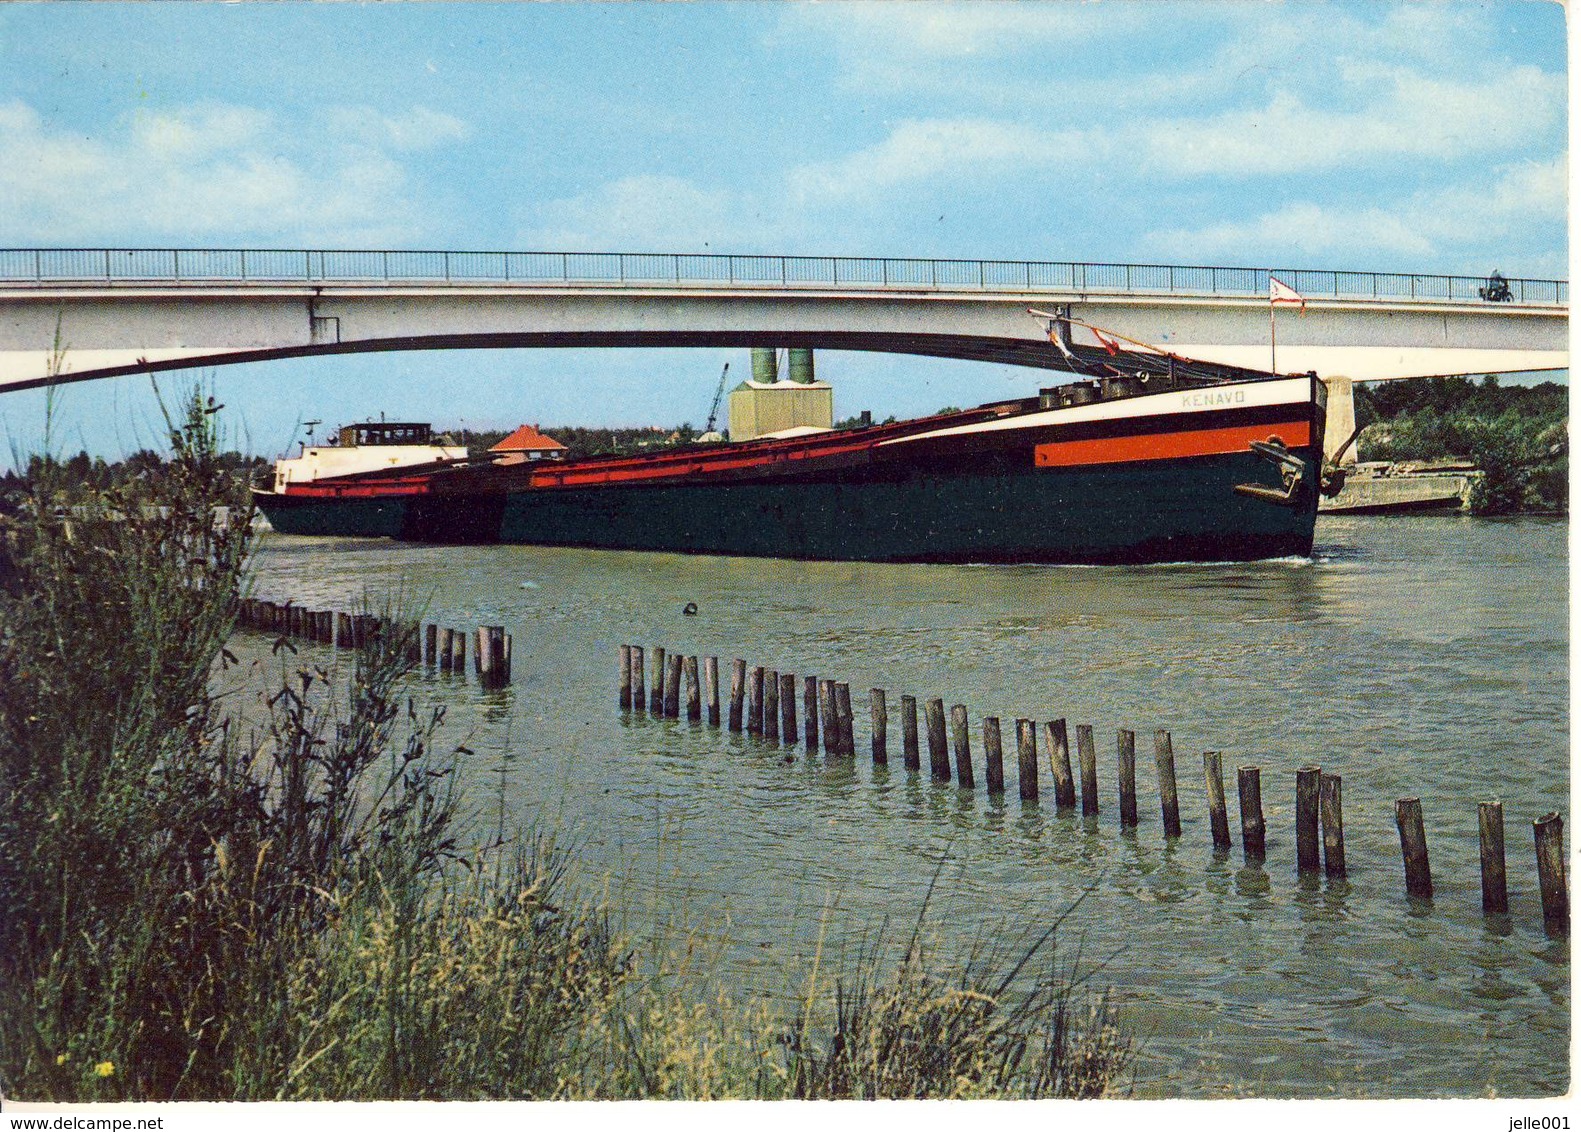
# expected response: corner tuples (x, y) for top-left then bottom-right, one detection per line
(703, 362), (730, 435)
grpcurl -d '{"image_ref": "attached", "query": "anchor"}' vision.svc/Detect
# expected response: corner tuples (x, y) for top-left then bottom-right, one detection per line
(1234, 438), (1308, 506)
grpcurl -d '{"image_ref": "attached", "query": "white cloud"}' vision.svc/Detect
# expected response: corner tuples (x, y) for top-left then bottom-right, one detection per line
(0, 98), (472, 245)
(1137, 64), (1563, 177)
(1146, 157), (1569, 269)
(324, 106), (472, 151)
(786, 118), (1080, 206)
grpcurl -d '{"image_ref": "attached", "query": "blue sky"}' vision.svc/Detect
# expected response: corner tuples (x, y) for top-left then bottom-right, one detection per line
(0, 1), (1568, 460)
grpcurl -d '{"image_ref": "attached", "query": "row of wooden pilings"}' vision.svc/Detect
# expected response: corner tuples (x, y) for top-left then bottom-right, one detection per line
(619, 643), (1568, 935)
(237, 597), (514, 689)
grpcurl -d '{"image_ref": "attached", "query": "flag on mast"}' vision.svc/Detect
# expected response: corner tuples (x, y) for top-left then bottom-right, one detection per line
(1270, 276), (1306, 310)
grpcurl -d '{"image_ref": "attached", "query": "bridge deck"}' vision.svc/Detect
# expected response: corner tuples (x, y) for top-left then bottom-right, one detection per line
(0, 248), (1567, 306)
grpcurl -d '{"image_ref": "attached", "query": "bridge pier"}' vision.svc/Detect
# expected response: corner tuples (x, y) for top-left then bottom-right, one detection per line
(1322, 377), (1358, 466)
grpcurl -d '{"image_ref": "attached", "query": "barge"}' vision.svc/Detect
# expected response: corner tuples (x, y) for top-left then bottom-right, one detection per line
(255, 347), (1330, 565)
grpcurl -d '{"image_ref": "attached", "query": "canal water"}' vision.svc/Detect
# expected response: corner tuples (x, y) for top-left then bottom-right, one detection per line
(234, 514), (1568, 1098)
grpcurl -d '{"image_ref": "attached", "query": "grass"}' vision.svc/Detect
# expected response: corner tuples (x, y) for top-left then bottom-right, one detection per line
(0, 389), (1132, 1101)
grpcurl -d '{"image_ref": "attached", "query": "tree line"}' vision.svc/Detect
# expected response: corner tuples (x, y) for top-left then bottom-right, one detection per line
(1354, 375), (1567, 514)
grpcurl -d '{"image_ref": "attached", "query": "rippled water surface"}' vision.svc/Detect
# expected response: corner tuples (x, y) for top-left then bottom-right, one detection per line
(238, 514), (1569, 1097)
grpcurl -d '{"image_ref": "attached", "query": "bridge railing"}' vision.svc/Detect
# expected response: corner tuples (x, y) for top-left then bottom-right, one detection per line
(0, 248), (1566, 305)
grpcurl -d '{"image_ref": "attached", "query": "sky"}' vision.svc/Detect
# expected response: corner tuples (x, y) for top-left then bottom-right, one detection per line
(0, 0), (1568, 462)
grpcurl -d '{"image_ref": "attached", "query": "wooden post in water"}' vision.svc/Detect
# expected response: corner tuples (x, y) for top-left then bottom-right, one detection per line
(803, 676), (819, 752)
(1319, 773), (1346, 878)
(780, 673), (797, 744)
(983, 717), (1004, 795)
(478, 626), (508, 690)
(747, 666), (765, 734)
(1076, 724), (1099, 816)
(1016, 720), (1040, 801)
(439, 628), (454, 672)
(705, 656), (720, 726)
(925, 699), (950, 781)
(763, 668), (780, 742)
(684, 656), (701, 722)
(664, 654), (683, 718)
(729, 659), (746, 731)
(426, 624), (439, 667)
(631, 646), (646, 712)
(1237, 766), (1266, 863)
(818, 680), (838, 755)
(1533, 812), (1567, 932)
(337, 612), (354, 650)
(900, 695), (919, 770)
(1395, 797), (1432, 900)
(870, 689), (888, 764)
(835, 683), (855, 757)
(1117, 730), (1138, 829)
(650, 648), (667, 714)
(949, 705), (974, 788)
(1295, 767), (1321, 873)
(1046, 720), (1074, 809)
(450, 627), (466, 674)
(1155, 730), (1181, 838)
(1478, 801), (1508, 917)
(1203, 752), (1231, 851)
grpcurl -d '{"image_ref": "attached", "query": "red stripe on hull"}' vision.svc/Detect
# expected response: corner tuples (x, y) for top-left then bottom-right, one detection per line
(1034, 420), (1313, 468)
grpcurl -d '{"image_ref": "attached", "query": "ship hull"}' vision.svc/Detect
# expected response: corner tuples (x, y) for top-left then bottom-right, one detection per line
(256, 375), (1325, 565)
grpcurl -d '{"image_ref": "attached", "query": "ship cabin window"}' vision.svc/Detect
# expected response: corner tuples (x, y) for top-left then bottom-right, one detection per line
(339, 423), (434, 448)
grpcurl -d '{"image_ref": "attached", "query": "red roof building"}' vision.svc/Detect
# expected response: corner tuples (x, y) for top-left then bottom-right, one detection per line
(490, 424), (569, 463)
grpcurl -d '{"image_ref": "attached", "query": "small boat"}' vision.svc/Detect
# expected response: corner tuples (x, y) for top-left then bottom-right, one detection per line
(254, 352), (1329, 564)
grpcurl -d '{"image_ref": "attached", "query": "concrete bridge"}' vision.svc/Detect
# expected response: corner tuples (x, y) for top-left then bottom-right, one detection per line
(0, 250), (1564, 396)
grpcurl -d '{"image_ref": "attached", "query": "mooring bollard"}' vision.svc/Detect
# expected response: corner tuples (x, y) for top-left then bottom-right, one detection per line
(901, 695), (919, 770)
(747, 666), (765, 734)
(1046, 719), (1074, 809)
(1533, 812), (1567, 932)
(631, 646), (646, 713)
(925, 699), (949, 781)
(1238, 765), (1265, 863)
(1319, 773), (1346, 878)
(1016, 719), (1039, 801)
(804, 676), (819, 752)
(684, 655), (701, 722)
(665, 654), (683, 719)
(780, 673), (797, 744)
(1203, 752), (1231, 851)
(1156, 730), (1181, 839)
(705, 656), (720, 726)
(1478, 800), (1508, 917)
(870, 689), (888, 765)
(1295, 767), (1321, 872)
(763, 667), (780, 742)
(835, 683), (855, 757)
(983, 716), (1005, 795)
(729, 659), (746, 731)
(1395, 797), (1432, 900)
(949, 704), (975, 789)
(1076, 724), (1099, 817)
(1118, 730), (1138, 829)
